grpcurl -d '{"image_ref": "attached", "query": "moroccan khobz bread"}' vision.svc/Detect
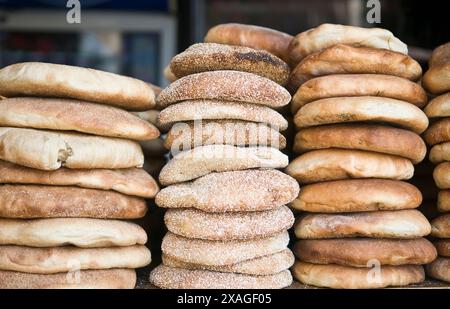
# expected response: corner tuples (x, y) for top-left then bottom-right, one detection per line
(424, 93), (450, 118)
(426, 258), (450, 283)
(431, 214), (450, 238)
(423, 118), (450, 145)
(422, 42), (450, 94)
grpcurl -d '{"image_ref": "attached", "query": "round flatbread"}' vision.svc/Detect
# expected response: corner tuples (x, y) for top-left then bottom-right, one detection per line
(289, 44), (421, 91)
(0, 185), (147, 219)
(157, 71), (291, 108)
(293, 261), (424, 289)
(0, 161), (158, 198)
(204, 23), (293, 63)
(0, 245), (150, 274)
(158, 100), (288, 131)
(291, 179), (422, 213)
(150, 265), (292, 289)
(156, 169), (299, 212)
(288, 24), (407, 66)
(434, 239), (450, 257)
(0, 62), (154, 111)
(431, 214), (450, 238)
(438, 190), (450, 213)
(162, 249), (294, 276)
(286, 149), (414, 184)
(293, 124), (426, 163)
(164, 120), (286, 151)
(170, 43), (289, 85)
(0, 97), (159, 140)
(294, 238), (436, 267)
(294, 96), (428, 134)
(159, 145), (288, 185)
(424, 93), (450, 118)
(423, 43), (450, 95)
(0, 269), (136, 289)
(424, 118), (450, 146)
(429, 142), (450, 164)
(164, 206), (294, 240)
(0, 218), (147, 248)
(294, 209), (431, 239)
(161, 231), (289, 266)
(426, 257), (450, 283)
(0, 127), (144, 170)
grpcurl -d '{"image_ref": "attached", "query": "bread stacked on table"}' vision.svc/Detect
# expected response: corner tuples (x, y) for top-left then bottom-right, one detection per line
(423, 42), (450, 283)
(285, 24), (437, 289)
(0, 62), (160, 288)
(149, 24), (299, 289)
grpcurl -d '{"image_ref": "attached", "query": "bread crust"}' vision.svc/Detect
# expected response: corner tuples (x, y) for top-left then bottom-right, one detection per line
(423, 65), (450, 95)
(434, 239), (450, 257)
(426, 257), (450, 283)
(429, 142), (450, 164)
(424, 118), (450, 145)
(424, 93), (450, 118)
(431, 214), (450, 238)
(437, 190), (450, 213)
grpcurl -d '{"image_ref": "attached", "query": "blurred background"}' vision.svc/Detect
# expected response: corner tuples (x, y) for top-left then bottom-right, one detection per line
(0, 0), (448, 87)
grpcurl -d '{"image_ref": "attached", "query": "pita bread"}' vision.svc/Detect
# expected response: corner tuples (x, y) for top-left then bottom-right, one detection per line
(431, 214), (450, 238)
(0, 97), (159, 140)
(162, 231), (289, 266)
(0, 245), (150, 274)
(156, 169), (299, 212)
(286, 149), (414, 184)
(424, 118), (450, 145)
(294, 210), (431, 239)
(294, 96), (428, 134)
(0, 269), (136, 289)
(293, 124), (426, 163)
(157, 71), (291, 108)
(291, 179), (422, 213)
(150, 265), (292, 289)
(170, 43), (289, 85)
(0, 161), (158, 198)
(162, 249), (294, 276)
(158, 100), (288, 131)
(0, 218), (147, 248)
(289, 45), (421, 91)
(0, 62), (154, 111)
(438, 190), (450, 213)
(204, 23), (293, 63)
(292, 74), (427, 113)
(429, 142), (450, 164)
(159, 145), (288, 185)
(423, 43), (450, 95)
(164, 120), (286, 151)
(426, 257), (450, 283)
(294, 238), (436, 267)
(424, 93), (450, 118)
(164, 206), (294, 240)
(0, 127), (144, 170)
(0, 185), (147, 219)
(429, 42), (450, 67)
(434, 239), (450, 257)
(293, 262), (424, 289)
(288, 24), (408, 66)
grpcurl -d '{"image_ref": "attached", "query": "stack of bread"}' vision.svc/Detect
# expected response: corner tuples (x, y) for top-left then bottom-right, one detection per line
(423, 42), (450, 283)
(285, 24), (437, 288)
(0, 62), (160, 289)
(150, 24), (300, 289)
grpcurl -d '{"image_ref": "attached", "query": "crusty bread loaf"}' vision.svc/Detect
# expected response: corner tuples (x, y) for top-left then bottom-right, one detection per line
(162, 249), (294, 276)
(164, 206), (294, 240)
(158, 100), (288, 130)
(150, 265), (292, 289)
(288, 24), (407, 66)
(434, 239), (450, 257)
(294, 96), (428, 134)
(0, 218), (147, 248)
(157, 71), (291, 108)
(293, 124), (426, 163)
(438, 190), (450, 213)
(429, 142), (450, 164)
(426, 257), (450, 283)
(431, 214), (450, 238)
(159, 145), (288, 185)
(286, 149), (414, 184)
(294, 238), (436, 267)
(294, 209), (431, 239)
(0, 97), (159, 140)
(293, 261), (424, 289)
(0, 127), (144, 170)
(0, 62), (155, 111)
(0, 185), (147, 219)
(170, 43), (289, 85)
(424, 93), (450, 118)
(292, 74), (427, 113)
(289, 45), (421, 91)
(0, 269), (136, 289)
(291, 179), (422, 213)
(156, 169), (299, 212)
(162, 231), (289, 266)
(423, 43), (450, 95)
(164, 120), (286, 151)
(424, 118), (450, 145)
(0, 161), (158, 198)
(0, 245), (150, 274)
(204, 23), (293, 63)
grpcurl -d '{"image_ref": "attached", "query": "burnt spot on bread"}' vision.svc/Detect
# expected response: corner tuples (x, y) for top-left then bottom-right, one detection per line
(234, 51), (285, 68)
